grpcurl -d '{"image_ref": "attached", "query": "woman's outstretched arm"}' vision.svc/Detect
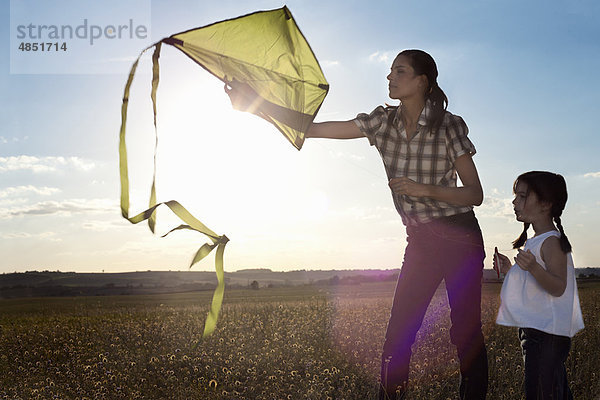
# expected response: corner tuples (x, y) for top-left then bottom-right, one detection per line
(306, 121), (364, 139)
(225, 79), (364, 140)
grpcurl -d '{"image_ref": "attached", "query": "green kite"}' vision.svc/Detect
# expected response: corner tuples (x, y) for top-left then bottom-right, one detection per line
(118, 6), (329, 337)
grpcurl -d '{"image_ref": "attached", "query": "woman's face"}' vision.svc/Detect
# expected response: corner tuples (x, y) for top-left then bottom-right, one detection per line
(387, 55), (427, 101)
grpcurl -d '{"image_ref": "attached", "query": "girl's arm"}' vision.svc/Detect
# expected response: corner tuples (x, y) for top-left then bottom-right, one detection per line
(388, 153), (484, 206)
(493, 248), (512, 275)
(514, 236), (568, 297)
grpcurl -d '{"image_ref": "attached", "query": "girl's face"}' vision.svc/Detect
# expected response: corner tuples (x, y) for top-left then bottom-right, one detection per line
(512, 181), (550, 223)
(387, 55), (427, 101)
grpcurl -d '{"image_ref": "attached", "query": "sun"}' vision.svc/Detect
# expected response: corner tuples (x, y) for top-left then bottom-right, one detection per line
(122, 61), (329, 271)
(139, 70), (305, 231)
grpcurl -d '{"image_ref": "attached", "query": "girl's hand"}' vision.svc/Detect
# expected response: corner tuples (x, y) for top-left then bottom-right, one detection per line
(514, 249), (539, 272)
(389, 177), (429, 197)
(493, 247), (512, 275)
(224, 79), (260, 112)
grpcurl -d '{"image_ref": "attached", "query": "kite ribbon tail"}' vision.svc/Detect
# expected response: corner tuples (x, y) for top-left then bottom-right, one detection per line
(119, 41), (160, 221)
(148, 42), (162, 233)
(202, 241), (227, 337)
(118, 40), (229, 337)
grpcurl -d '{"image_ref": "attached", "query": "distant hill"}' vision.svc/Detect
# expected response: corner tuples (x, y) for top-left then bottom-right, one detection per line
(0, 269), (399, 298)
(575, 267), (600, 278)
(483, 267), (599, 282)
(1, 268), (598, 299)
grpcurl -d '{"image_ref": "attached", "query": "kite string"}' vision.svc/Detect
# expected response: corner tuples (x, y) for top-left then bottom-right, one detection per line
(311, 139), (386, 180)
(310, 141), (513, 256)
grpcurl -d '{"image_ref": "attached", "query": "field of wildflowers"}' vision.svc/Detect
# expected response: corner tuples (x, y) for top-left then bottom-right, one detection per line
(1, 281), (598, 399)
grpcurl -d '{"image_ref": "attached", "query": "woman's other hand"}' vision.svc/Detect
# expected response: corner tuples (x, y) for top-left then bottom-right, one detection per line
(388, 177), (429, 198)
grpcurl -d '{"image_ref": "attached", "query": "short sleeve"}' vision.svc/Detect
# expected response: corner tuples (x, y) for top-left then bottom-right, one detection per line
(445, 114), (476, 163)
(353, 106), (388, 146)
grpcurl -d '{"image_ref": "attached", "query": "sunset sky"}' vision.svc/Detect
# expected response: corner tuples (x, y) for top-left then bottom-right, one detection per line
(2, 0), (599, 273)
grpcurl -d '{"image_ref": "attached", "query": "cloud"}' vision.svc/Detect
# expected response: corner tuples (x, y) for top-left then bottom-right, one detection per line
(477, 195), (514, 220)
(584, 172), (600, 178)
(97, 56), (140, 64)
(0, 185), (61, 198)
(0, 136), (28, 144)
(0, 156), (96, 173)
(81, 219), (124, 232)
(1, 232), (31, 239)
(322, 60), (340, 67)
(0, 198), (116, 219)
(327, 149), (366, 163)
(368, 51), (396, 64)
(371, 236), (403, 244)
(1, 231), (61, 241)
(341, 205), (397, 221)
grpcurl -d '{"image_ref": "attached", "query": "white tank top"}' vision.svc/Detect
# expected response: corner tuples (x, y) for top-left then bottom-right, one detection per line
(496, 230), (584, 337)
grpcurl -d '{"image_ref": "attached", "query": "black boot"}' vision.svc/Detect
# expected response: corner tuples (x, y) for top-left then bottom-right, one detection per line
(458, 347), (488, 400)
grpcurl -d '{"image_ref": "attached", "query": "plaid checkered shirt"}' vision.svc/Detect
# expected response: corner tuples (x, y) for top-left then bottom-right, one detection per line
(354, 102), (476, 226)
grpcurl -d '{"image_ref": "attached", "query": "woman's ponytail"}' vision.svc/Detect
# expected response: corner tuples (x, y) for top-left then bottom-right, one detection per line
(427, 82), (448, 136)
(397, 50), (448, 136)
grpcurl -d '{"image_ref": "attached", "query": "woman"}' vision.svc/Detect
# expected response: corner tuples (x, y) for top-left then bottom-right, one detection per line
(226, 49), (488, 400)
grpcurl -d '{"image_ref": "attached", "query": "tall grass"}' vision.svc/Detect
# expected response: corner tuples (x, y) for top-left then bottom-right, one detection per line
(1, 282), (598, 399)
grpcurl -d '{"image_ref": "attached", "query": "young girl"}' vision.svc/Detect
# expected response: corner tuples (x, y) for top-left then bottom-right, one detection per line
(494, 171), (584, 400)
(227, 49), (488, 400)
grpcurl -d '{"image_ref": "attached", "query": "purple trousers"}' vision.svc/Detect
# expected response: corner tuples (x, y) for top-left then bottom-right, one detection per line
(379, 211), (488, 400)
